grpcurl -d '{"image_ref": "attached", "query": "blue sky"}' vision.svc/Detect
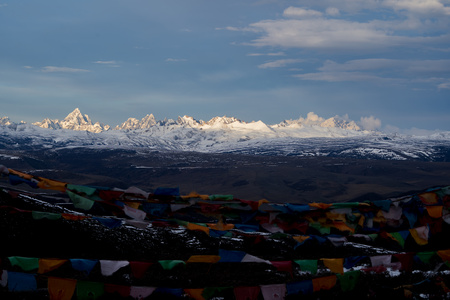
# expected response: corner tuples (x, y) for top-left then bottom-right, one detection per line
(1, 0), (449, 132)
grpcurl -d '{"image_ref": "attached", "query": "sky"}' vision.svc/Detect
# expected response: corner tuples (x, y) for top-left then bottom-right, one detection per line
(1, 0), (450, 132)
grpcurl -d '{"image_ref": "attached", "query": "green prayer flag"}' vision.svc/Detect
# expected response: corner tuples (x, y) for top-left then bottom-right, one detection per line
(67, 184), (97, 196)
(8, 256), (39, 271)
(337, 270), (361, 292)
(67, 190), (95, 210)
(158, 260), (186, 270)
(209, 194), (233, 201)
(294, 259), (318, 274)
(310, 223), (330, 235)
(331, 202), (360, 209)
(368, 234), (378, 241)
(390, 232), (406, 248)
(416, 251), (436, 264)
(76, 281), (105, 300)
(32, 211), (62, 220)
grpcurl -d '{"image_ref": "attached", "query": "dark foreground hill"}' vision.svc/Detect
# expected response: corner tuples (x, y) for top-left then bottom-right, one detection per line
(1, 167), (450, 299)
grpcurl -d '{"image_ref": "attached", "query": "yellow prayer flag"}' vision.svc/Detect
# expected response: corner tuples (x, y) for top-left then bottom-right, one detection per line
(409, 227), (429, 246)
(321, 258), (344, 274)
(426, 206), (443, 218)
(37, 177), (67, 192)
(312, 275), (337, 292)
(187, 223), (210, 235)
(38, 259), (68, 274)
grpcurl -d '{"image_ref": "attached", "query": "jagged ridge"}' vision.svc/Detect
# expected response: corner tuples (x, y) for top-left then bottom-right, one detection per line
(29, 109), (361, 133)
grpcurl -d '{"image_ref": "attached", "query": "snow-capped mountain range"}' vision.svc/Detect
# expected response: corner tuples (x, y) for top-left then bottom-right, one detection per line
(28, 108), (362, 133)
(1, 108), (450, 161)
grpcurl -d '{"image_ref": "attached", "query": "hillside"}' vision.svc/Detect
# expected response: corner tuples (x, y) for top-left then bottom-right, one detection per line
(1, 168), (450, 299)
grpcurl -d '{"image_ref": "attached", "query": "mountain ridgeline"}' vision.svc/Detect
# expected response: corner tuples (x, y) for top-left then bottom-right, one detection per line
(0, 108), (450, 161)
(27, 108), (362, 133)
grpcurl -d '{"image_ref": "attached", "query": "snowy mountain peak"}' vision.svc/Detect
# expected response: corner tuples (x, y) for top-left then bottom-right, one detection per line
(115, 114), (157, 130)
(63, 108), (90, 125)
(177, 115), (203, 127)
(275, 112), (360, 131)
(206, 116), (243, 127)
(33, 108), (110, 133)
(0, 116), (14, 126)
(321, 116), (361, 131)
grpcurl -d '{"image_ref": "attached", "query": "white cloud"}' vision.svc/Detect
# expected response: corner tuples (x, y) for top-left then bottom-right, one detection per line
(94, 60), (117, 64)
(383, 0), (450, 16)
(247, 52), (285, 56)
(325, 7), (340, 16)
(258, 59), (303, 69)
(283, 7), (323, 18)
(41, 66), (90, 73)
(294, 59), (450, 87)
(438, 81), (450, 89)
(93, 60), (120, 67)
(360, 116), (382, 131)
(165, 58), (187, 62)
(0, 4), (7, 8)
(231, 3), (449, 52)
(247, 19), (400, 50)
(23, 66), (33, 69)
